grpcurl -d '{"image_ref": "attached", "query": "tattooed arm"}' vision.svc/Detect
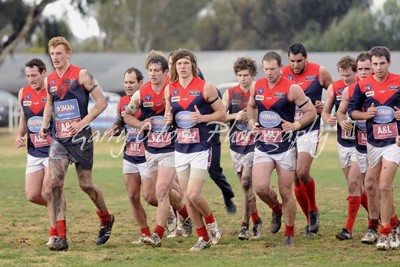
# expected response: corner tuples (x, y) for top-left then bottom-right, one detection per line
(68, 69), (108, 135)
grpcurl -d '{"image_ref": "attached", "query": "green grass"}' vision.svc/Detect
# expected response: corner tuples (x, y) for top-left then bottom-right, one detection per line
(1, 129), (400, 266)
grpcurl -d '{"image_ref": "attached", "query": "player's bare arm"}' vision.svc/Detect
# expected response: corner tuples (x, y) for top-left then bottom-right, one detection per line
(336, 87), (352, 131)
(321, 85), (337, 127)
(15, 88), (27, 148)
(39, 78), (53, 139)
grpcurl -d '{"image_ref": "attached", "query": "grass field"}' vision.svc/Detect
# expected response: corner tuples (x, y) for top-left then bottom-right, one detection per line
(1, 128), (400, 266)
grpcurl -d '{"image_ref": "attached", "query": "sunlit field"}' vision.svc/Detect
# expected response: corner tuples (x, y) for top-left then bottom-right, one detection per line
(1, 128), (400, 267)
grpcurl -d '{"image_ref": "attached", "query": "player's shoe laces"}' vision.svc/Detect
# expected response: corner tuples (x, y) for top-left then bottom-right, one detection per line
(270, 211), (282, 234)
(304, 224), (315, 237)
(131, 234), (145, 244)
(143, 233), (162, 247)
(252, 219), (262, 239)
(335, 228), (352, 240)
(96, 214), (115, 245)
(283, 236), (295, 246)
(207, 221), (222, 245)
(238, 226), (249, 240)
(308, 211), (320, 233)
(166, 207), (177, 232)
(46, 236), (57, 246)
(181, 217), (192, 237)
(376, 235), (390, 251)
(389, 225), (400, 249)
(48, 237), (69, 251)
(361, 229), (379, 244)
(189, 237), (211, 252)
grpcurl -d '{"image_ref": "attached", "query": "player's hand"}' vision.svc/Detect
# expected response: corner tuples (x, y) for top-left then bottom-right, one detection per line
(139, 118), (152, 131)
(68, 120), (85, 135)
(328, 113), (337, 127)
(396, 136), (400, 147)
(338, 118), (352, 131)
(190, 105), (203, 124)
(281, 119), (296, 133)
(365, 103), (377, 120)
(394, 106), (400, 120)
(315, 100), (324, 113)
(15, 136), (25, 148)
(105, 125), (118, 137)
(249, 122), (260, 136)
(164, 106), (173, 126)
(236, 109), (247, 122)
(39, 127), (48, 139)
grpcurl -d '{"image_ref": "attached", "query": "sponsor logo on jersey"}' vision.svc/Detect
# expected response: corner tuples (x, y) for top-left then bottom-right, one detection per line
(173, 88), (179, 95)
(151, 115), (169, 132)
(42, 97), (47, 102)
(338, 88), (344, 95)
(374, 106), (395, 124)
(50, 86), (57, 92)
(288, 74), (294, 80)
(143, 102), (153, 107)
(274, 92), (285, 98)
(23, 101), (32, 106)
(305, 75), (317, 81)
(189, 90), (201, 96)
(145, 94), (152, 101)
(365, 91), (374, 97)
(365, 84), (372, 91)
(389, 85), (399, 91)
(259, 110), (281, 128)
(175, 111), (196, 128)
(255, 95), (264, 101)
(257, 87), (264, 94)
(51, 79), (56, 86)
(231, 100), (242, 105)
(171, 96), (180, 102)
(27, 116), (43, 133)
(26, 94), (31, 100)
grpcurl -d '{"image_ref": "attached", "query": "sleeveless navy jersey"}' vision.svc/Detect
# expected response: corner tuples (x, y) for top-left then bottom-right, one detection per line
(47, 64), (91, 145)
(169, 77), (211, 153)
(349, 73), (400, 148)
(331, 79), (357, 147)
(138, 81), (175, 154)
(227, 85), (254, 154)
(119, 95), (146, 164)
(253, 76), (296, 154)
(20, 86), (52, 157)
(348, 83), (367, 153)
(282, 62), (323, 135)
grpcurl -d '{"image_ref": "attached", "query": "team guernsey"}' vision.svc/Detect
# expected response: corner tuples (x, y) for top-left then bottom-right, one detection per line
(47, 64), (91, 145)
(349, 73), (400, 148)
(138, 81), (174, 154)
(228, 85), (255, 154)
(331, 79), (357, 148)
(119, 95), (146, 164)
(169, 77), (211, 154)
(348, 83), (367, 154)
(253, 76), (296, 154)
(282, 62), (323, 134)
(20, 86), (52, 157)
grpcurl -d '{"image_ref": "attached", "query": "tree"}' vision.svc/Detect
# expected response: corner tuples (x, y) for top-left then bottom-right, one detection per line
(0, 0), (56, 66)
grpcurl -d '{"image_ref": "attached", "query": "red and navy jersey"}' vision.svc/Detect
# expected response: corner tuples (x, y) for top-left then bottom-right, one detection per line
(169, 77), (211, 153)
(349, 73), (400, 147)
(282, 62), (323, 133)
(253, 76), (296, 154)
(138, 81), (174, 154)
(47, 64), (91, 145)
(20, 86), (52, 157)
(331, 79), (356, 147)
(348, 83), (367, 153)
(227, 85), (254, 154)
(119, 95), (146, 164)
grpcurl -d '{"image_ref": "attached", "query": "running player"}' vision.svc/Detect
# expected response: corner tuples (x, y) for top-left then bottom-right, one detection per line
(282, 43), (333, 235)
(15, 58), (57, 247)
(247, 51), (317, 245)
(164, 48), (226, 251)
(105, 67), (157, 244)
(348, 46), (400, 250)
(222, 57), (262, 240)
(39, 36), (114, 251)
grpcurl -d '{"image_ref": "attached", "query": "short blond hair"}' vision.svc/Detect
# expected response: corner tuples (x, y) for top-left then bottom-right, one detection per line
(48, 36), (72, 54)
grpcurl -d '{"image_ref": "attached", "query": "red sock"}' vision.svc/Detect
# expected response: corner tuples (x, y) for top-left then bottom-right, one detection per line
(284, 224), (295, 237)
(140, 226), (151, 237)
(360, 191), (368, 212)
(380, 224), (392, 236)
(301, 178), (318, 212)
(241, 221), (249, 227)
(178, 204), (189, 220)
(154, 225), (165, 239)
(270, 203), (282, 215)
(390, 214), (399, 228)
(251, 211), (261, 225)
(57, 220), (67, 238)
(49, 226), (58, 236)
(204, 212), (215, 225)
(96, 210), (111, 226)
(344, 196), (361, 233)
(294, 184), (309, 221)
(368, 219), (379, 232)
(196, 226), (209, 241)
